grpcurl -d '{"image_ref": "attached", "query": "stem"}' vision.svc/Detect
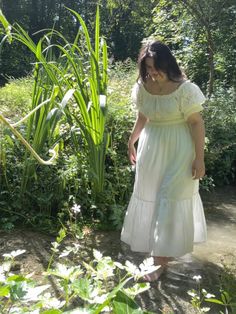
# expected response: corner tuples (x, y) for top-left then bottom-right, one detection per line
(0, 114), (57, 165)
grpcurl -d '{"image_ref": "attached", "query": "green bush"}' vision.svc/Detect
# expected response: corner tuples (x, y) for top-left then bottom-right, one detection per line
(0, 77), (33, 119)
(204, 86), (236, 186)
(1, 62), (235, 230)
(0, 229), (157, 314)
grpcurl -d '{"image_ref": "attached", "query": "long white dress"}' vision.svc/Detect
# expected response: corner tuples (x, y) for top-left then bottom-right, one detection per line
(121, 80), (207, 257)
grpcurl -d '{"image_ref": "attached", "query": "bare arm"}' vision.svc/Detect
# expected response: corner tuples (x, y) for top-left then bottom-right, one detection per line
(187, 112), (205, 179)
(128, 111), (148, 164)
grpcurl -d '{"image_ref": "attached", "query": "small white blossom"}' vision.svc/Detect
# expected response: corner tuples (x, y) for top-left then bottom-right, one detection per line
(114, 262), (124, 270)
(187, 290), (197, 297)
(3, 249), (26, 259)
(93, 249), (103, 261)
(41, 293), (66, 309)
(59, 250), (71, 258)
(193, 275), (202, 283)
(23, 285), (50, 301)
(1, 261), (11, 272)
(53, 15), (59, 22)
(0, 273), (6, 282)
(201, 307), (211, 312)
(125, 260), (140, 278)
(93, 293), (108, 304)
(71, 204), (81, 214)
(99, 95), (106, 108)
(138, 257), (159, 276)
(205, 293), (215, 299)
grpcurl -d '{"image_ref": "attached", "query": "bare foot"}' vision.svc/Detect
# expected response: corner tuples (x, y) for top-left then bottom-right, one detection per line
(142, 265), (166, 282)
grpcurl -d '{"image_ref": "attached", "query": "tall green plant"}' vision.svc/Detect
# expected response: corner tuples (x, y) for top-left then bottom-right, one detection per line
(49, 6), (109, 194)
(1, 5), (109, 208)
(22, 7), (107, 193)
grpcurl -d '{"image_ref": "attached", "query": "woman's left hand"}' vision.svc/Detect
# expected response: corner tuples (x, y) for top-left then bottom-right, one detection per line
(192, 158), (205, 179)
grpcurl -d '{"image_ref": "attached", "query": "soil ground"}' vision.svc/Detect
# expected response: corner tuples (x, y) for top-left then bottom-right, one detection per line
(0, 186), (236, 313)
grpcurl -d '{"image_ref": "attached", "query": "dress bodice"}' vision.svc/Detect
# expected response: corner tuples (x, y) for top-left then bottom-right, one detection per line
(131, 80), (206, 123)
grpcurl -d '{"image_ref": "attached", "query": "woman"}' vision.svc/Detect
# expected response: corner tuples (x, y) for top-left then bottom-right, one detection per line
(121, 40), (207, 281)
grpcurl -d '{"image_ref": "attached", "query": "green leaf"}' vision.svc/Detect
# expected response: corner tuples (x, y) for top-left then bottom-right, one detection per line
(124, 282), (150, 298)
(0, 285), (10, 297)
(112, 290), (154, 314)
(41, 310), (62, 314)
(63, 308), (93, 314)
(9, 281), (28, 300)
(205, 298), (224, 305)
(71, 277), (95, 302)
(93, 276), (133, 314)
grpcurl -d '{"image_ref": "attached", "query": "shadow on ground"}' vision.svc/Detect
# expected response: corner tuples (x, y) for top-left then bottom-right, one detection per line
(0, 185), (236, 313)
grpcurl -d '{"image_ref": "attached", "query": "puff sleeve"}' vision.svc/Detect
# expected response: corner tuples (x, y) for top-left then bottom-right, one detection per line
(180, 82), (206, 121)
(131, 82), (143, 110)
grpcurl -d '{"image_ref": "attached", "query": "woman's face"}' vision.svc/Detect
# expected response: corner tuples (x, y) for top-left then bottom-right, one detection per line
(145, 57), (159, 81)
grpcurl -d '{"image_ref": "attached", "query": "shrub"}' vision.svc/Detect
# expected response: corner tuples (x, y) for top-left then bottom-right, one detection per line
(0, 76), (33, 118)
(204, 86), (236, 186)
(0, 228), (157, 313)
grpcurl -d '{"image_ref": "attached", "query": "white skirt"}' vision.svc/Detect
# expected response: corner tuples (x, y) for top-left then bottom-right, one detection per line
(121, 121), (207, 257)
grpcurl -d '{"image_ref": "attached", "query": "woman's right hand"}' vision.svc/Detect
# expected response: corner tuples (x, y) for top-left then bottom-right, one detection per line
(128, 142), (136, 165)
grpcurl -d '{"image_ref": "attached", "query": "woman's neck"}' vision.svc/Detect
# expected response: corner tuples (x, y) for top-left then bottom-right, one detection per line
(145, 76), (185, 95)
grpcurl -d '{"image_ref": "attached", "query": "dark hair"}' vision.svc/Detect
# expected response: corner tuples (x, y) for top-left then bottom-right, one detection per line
(138, 40), (183, 82)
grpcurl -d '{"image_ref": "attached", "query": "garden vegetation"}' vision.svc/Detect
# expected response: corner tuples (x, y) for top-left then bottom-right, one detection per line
(0, 1), (236, 313)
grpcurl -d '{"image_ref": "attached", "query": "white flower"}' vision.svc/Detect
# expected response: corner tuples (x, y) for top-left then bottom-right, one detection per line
(193, 275), (202, 283)
(3, 249), (26, 259)
(71, 204), (81, 214)
(93, 249), (103, 261)
(114, 262), (124, 270)
(93, 293), (108, 304)
(138, 257), (159, 276)
(41, 293), (66, 309)
(187, 290), (197, 297)
(201, 307), (211, 312)
(99, 95), (106, 108)
(23, 285), (50, 301)
(59, 250), (71, 258)
(53, 15), (59, 22)
(1, 261), (11, 272)
(125, 261), (140, 277)
(0, 273), (6, 282)
(205, 293), (215, 299)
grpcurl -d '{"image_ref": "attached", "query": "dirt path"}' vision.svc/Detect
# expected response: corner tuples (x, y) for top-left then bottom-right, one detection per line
(0, 186), (236, 313)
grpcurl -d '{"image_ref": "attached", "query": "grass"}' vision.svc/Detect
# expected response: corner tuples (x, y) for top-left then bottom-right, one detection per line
(0, 76), (33, 120)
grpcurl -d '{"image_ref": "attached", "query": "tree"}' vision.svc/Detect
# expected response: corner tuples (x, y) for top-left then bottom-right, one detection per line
(0, 0), (156, 82)
(101, 0), (156, 60)
(151, 0), (236, 95)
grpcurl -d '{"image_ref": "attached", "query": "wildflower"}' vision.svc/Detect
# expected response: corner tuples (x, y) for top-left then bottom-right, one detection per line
(53, 15), (59, 22)
(3, 249), (26, 259)
(193, 275), (202, 283)
(99, 95), (106, 108)
(125, 260), (140, 278)
(139, 257), (159, 276)
(187, 290), (197, 297)
(201, 307), (210, 312)
(71, 204), (81, 214)
(93, 249), (103, 261)
(205, 293), (215, 299)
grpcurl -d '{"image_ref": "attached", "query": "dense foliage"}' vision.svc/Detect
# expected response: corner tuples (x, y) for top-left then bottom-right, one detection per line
(151, 0), (236, 96)
(0, 229), (157, 313)
(0, 0), (155, 84)
(0, 4), (236, 312)
(0, 1), (235, 228)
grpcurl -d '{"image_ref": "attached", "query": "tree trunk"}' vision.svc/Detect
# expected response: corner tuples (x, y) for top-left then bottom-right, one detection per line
(206, 29), (214, 97)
